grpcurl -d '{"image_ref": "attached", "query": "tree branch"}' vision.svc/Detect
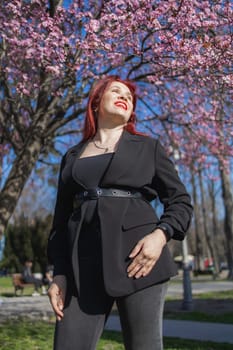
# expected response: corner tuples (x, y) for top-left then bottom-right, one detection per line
(48, 0), (63, 17)
(45, 107), (86, 138)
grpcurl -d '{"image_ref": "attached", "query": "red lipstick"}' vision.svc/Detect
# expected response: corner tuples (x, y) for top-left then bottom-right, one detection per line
(114, 101), (127, 110)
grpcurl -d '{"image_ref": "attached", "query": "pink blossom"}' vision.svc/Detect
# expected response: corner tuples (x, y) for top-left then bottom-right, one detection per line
(0, 0), (232, 175)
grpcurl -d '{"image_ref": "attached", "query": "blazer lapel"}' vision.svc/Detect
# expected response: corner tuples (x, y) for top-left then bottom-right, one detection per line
(69, 141), (87, 158)
(65, 141), (88, 188)
(101, 130), (144, 186)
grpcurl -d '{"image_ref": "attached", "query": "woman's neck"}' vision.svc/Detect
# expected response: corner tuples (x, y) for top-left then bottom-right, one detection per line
(94, 127), (124, 144)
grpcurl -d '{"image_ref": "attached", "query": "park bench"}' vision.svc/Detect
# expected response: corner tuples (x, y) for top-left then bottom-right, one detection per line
(12, 273), (34, 295)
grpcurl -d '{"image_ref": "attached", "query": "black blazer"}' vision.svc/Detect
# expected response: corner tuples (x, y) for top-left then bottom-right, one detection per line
(48, 131), (193, 297)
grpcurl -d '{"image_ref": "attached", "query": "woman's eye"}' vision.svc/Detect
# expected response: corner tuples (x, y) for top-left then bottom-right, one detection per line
(111, 89), (132, 102)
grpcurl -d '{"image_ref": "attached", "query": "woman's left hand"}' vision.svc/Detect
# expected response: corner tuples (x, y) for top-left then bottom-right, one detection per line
(127, 229), (167, 279)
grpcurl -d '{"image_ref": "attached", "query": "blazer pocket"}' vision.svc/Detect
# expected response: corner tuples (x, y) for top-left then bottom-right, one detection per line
(122, 210), (158, 231)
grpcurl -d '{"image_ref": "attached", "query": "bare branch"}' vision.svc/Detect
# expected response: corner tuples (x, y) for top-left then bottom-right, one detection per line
(48, 0), (63, 17)
(45, 107), (86, 138)
(0, 109), (21, 154)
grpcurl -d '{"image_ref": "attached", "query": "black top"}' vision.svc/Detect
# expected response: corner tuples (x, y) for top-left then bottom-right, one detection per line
(74, 153), (114, 224)
(74, 153), (114, 189)
(74, 153), (114, 258)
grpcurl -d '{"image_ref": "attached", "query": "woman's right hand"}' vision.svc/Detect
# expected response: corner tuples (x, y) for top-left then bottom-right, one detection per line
(48, 275), (67, 321)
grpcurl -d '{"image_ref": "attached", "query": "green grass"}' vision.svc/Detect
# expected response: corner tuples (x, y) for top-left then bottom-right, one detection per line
(195, 290), (233, 299)
(164, 311), (233, 324)
(0, 320), (232, 350)
(0, 277), (11, 287)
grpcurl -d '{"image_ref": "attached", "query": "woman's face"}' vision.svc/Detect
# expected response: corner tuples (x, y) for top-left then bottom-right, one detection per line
(97, 81), (134, 125)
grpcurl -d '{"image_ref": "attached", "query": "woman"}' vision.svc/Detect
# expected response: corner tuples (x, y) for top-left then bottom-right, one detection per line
(48, 76), (193, 350)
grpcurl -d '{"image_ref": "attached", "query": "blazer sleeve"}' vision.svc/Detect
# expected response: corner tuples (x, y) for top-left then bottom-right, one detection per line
(47, 154), (73, 276)
(153, 140), (193, 240)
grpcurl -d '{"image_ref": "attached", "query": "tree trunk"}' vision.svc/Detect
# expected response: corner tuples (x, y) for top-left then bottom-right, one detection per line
(0, 131), (45, 237)
(219, 164), (233, 279)
(198, 169), (219, 277)
(191, 168), (202, 270)
(208, 179), (221, 274)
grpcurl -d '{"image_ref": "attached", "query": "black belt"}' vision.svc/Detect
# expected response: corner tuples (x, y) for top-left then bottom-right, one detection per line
(75, 187), (144, 200)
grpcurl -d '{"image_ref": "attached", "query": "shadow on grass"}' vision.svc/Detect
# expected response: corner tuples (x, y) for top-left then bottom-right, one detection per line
(0, 292), (16, 297)
(0, 292), (34, 297)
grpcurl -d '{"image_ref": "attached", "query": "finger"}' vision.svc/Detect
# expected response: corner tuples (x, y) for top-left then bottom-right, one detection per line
(58, 294), (65, 311)
(49, 294), (64, 320)
(135, 261), (155, 279)
(127, 265), (141, 277)
(127, 259), (147, 277)
(127, 248), (148, 272)
(55, 301), (64, 321)
(51, 295), (64, 316)
(129, 256), (156, 279)
(129, 241), (143, 258)
(127, 258), (143, 273)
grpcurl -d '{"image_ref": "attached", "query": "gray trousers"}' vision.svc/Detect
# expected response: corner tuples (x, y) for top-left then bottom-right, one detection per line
(54, 257), (168, 350)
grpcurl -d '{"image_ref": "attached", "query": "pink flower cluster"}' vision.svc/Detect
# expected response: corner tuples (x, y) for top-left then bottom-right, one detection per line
(0, 0), (232, 172)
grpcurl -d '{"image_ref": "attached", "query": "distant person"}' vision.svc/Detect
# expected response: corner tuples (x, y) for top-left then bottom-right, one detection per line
(22, 259), (46, 296)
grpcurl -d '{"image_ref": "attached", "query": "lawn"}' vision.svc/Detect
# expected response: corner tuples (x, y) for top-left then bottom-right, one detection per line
(0, 320), (232, 350)
(164, 310), (233, 324)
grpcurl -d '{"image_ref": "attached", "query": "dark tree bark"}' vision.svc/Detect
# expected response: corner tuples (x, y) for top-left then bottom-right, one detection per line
(48, 0), (63, 17)
(208, 179), (221, 275)
(190, 167), (202, 271)
(198, 169), (219, 277)
(0, 117), (48, 237)
(219, 163), (233, 279)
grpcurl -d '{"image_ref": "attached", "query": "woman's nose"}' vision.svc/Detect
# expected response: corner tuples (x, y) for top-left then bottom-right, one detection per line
(117, 94), (127, 101)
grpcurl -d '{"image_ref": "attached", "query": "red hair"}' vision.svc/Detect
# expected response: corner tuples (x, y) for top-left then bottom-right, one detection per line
(82, 75), (143, 141)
